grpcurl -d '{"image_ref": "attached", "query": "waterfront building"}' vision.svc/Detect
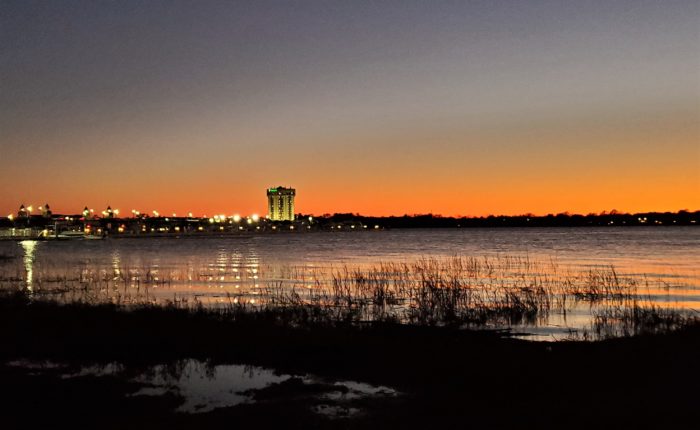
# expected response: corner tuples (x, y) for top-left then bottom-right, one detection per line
(267, 186), (295, 221)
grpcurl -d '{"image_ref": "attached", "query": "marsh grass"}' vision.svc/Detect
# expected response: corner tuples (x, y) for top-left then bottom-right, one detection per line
(0, 255), (695, 339)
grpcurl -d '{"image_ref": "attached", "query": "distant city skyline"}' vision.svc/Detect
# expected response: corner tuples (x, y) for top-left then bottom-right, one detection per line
(1, 1), (698, 217)
(3, 199), (697, 220)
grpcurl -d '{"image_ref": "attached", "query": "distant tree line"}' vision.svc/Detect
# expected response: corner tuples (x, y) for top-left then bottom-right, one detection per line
(1, 209), (697, 230)
(308, 210), (699, 228)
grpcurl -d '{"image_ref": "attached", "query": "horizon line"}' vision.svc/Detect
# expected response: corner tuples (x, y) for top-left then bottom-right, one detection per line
(5, 206), (699, 220)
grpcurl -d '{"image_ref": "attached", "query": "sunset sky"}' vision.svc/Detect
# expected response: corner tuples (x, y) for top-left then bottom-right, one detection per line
(1, 0), (698, 217)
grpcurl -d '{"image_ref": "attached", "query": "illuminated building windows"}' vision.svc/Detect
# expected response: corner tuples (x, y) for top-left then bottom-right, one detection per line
(266, 186), (296, 221)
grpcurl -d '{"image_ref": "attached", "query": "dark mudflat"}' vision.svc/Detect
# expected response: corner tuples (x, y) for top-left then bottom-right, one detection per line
(0, 295), (698, 429)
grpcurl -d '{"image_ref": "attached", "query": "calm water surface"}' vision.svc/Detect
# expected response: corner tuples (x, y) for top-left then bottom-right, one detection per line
(6, 359), (396, 416)
(1, 227), (698, 338)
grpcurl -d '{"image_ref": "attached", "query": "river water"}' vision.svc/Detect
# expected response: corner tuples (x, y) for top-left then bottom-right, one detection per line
(1, 227), (698, 339)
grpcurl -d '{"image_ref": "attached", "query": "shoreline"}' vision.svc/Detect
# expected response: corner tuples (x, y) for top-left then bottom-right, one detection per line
(1, 223), (698, 242)
(1, 293), (698, 428)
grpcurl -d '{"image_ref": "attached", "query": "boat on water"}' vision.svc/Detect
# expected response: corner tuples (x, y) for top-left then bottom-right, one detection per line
(56, 231), (85, 239)
(54, 231), (104, 240)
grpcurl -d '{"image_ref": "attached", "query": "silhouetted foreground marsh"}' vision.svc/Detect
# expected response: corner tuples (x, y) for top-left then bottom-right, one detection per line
(2, 255), (695, 339)
(1, 290), (698, 429)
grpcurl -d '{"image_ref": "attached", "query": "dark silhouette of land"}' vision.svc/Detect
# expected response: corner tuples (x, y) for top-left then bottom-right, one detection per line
(1, 292), (698, 429)
(320, 209), (699, 228)
(0, 209), (696, 240)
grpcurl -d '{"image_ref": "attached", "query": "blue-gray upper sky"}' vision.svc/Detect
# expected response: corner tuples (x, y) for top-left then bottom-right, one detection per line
(1, 0), (698, 215)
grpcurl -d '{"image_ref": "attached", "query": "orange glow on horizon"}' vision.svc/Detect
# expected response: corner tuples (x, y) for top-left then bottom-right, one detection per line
(1, 183), (697, 219)
(2, 1), (699, 220)
(1, 97), (697, 218)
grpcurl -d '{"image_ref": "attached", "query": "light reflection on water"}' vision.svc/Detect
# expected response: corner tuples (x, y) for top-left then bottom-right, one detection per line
(111, 249), (121, 279)
(19, 240), (37, 292)
(5, 359), (398, 416)
(133, 361), (288, 413)
(1, 228), (699, 337)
